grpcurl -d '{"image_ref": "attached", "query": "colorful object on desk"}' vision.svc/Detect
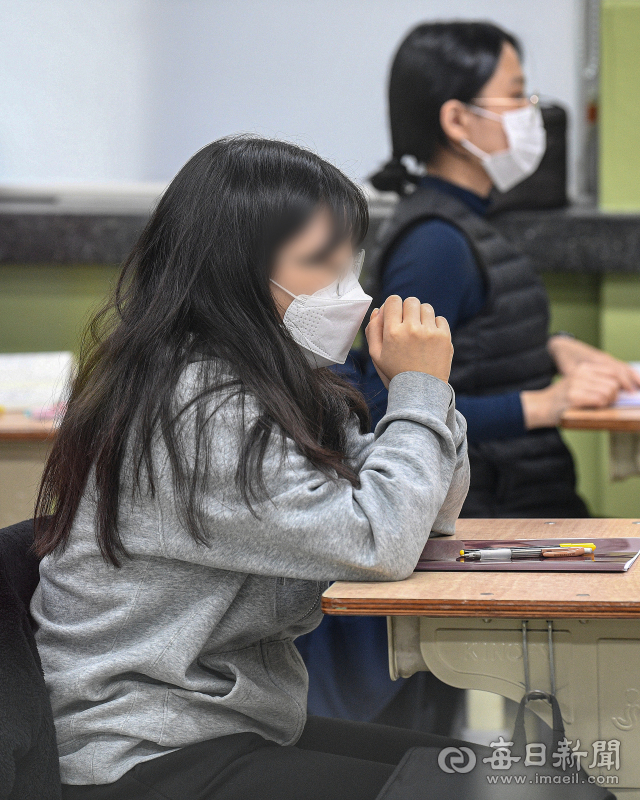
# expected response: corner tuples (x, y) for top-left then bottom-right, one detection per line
(23, 402), (65, 421)
(560, 542), (596, 549)
(0, 404), (64, 420)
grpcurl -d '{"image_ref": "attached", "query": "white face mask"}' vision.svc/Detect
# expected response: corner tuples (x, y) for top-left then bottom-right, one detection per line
(271, 258), (372, 368)
(461, 103), (546, 192)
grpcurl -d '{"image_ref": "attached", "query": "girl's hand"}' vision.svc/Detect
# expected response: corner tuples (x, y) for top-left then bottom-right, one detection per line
(366, 307), (392, 388)
(548, 335), (640, 391)
(365, 295), (453, 389)
(521, 362), (620, 429)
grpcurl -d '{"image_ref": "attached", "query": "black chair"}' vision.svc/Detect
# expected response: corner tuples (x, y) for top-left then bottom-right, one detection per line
(0, 519), (61, 800)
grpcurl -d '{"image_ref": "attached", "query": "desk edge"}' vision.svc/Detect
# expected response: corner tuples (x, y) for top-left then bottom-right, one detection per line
(321, 596), (640, 619)
(0, 430), (56, 441)
(561, 419), (640, 432)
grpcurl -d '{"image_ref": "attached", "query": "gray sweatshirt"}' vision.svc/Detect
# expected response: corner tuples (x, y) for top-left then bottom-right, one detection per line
(31, 366), (469, 785)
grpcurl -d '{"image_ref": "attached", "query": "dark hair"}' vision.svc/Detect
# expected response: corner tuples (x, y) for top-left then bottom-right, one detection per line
(35, 135), (370, 566)
(371, 21), (521, 194)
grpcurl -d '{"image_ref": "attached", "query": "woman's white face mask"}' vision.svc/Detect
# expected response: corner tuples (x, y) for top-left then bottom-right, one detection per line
(461, 103), (547, 192)
(271, 250), (372, 368)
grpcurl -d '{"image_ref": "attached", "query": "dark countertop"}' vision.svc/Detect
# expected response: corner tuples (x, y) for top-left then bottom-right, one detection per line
(490, 205), (640, 274)
(362, 199), (640, 275)
(0, 192), (639, 273)
(0, 213), (148, 265)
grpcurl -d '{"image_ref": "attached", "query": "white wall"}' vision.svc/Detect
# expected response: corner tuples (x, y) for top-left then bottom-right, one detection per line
(0, 0), (584, 190)
(0, 0), (151, 183)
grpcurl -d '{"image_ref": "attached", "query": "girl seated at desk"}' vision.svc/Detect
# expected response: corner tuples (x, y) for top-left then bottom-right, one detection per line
(30, 136), (469, 800)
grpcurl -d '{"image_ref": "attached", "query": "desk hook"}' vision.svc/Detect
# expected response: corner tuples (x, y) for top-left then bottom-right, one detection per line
(521, 620), (556, 696)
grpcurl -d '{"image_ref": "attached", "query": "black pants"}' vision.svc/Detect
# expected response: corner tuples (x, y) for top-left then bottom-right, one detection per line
(61, 716), (466, 800)
(372, 670), (464, 736)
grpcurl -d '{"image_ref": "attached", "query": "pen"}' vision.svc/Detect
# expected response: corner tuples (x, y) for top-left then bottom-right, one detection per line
(459, 547), (591, 561)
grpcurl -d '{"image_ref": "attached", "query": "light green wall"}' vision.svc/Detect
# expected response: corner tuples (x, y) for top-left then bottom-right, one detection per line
(1, 263), (639, 517)
(600, 0), (640, 211)
(0, 264), (118, 354)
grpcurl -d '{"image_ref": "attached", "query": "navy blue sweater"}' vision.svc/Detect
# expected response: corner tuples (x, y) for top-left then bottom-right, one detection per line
(357, 175), (526, 442)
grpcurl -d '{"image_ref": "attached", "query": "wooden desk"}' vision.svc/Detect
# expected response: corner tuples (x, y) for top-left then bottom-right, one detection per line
(0, 414), (56, 527)
(323, 518), (640, 618)
(561, 408), (640, 482)
(561, 406), (640, 432)
(0, 413), (56, 441)
(324, 519), (640, 796)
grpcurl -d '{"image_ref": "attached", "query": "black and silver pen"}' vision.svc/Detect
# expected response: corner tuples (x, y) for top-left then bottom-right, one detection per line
(459, 546), (592, 561)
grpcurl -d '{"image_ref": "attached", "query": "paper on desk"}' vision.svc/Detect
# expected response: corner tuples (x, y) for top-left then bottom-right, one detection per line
(614, 361), (640, 407)
(0, 352), (73, 415)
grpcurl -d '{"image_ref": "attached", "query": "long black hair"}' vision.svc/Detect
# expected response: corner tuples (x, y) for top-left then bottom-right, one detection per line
(35, 136), (370, 566)
(371, 21), (521, 194)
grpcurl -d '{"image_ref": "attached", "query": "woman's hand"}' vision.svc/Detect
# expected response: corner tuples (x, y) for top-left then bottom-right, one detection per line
(365, 295), (453, 389)
(548, 335), (640, 391)
(521, 362), (621, 429)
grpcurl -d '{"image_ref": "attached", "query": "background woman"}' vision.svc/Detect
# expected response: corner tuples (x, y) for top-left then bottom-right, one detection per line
(31, 136), (469, 800)
(299, 19), (640, 734)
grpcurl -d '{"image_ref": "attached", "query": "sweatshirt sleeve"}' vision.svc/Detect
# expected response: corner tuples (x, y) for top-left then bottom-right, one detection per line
(157, 371), (469, 582)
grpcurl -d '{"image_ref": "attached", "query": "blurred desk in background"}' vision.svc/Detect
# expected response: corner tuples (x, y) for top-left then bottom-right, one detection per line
(562, 407), (640, 482)
(0, 414), (55, 527)
(562, 407), (640, 432)
(0, 413), (55, 440)
(0, 351), (70, 526)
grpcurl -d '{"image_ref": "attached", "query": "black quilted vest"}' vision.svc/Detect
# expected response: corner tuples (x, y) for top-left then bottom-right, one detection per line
(367, 184), (587, 518)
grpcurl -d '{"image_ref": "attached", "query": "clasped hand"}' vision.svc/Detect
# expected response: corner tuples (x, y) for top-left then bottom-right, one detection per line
(365, 295), (453, 389)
